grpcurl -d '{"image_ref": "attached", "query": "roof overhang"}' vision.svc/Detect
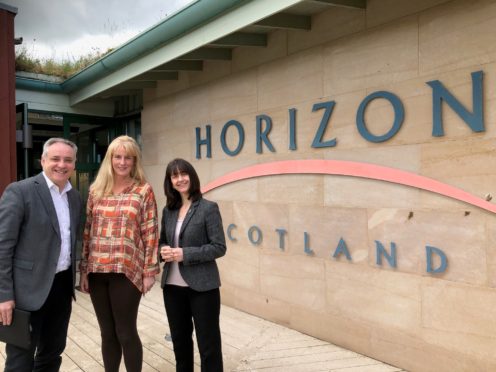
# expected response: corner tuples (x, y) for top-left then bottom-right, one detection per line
(69, 0), (306, 105)
(15, 0), (366, 108)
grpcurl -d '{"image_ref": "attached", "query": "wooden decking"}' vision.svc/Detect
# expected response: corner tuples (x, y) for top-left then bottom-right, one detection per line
(0, 284), (405, 371)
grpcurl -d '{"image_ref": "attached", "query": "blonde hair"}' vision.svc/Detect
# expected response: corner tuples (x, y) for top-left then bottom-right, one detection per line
(90, 135), (146, 199)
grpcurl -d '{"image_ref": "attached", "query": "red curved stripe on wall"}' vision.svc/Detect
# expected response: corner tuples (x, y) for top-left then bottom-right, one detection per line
(201, 159), (496, 214)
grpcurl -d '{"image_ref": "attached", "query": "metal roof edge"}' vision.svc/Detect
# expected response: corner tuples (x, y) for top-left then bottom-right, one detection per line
(61, 0), (248, 93)
(16, 76), (65, 93)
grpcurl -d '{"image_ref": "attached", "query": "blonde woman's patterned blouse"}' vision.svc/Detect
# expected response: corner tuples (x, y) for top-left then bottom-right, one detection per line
(80, 182), (160, 292)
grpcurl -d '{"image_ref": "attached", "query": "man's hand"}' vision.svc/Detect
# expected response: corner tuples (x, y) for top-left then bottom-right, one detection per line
(0, 300), (15, 326)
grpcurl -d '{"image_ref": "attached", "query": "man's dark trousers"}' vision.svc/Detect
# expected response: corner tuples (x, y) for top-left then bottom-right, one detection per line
(4, 268), (73, 372)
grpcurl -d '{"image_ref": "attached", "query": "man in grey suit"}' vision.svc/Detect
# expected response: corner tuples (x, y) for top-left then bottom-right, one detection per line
(0, 138), (82, 371)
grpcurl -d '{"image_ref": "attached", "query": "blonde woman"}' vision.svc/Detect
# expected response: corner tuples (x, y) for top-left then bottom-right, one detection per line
(79, 135), (159, 372)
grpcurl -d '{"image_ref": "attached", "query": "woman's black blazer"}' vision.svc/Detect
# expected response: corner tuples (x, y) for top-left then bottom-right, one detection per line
(159, 198), (226, 292)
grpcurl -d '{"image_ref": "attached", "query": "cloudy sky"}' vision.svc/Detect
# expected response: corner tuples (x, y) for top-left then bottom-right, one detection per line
(6, 0), (195, 61)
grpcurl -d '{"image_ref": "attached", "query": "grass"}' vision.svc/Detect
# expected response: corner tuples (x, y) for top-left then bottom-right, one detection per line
(15, 46), (112, 79)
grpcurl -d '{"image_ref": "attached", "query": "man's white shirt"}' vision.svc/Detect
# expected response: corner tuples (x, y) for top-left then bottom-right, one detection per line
(42, 172), (72, 273)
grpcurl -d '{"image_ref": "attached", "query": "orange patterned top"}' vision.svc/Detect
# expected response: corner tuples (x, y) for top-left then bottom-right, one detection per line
(80, 182), (160, 292)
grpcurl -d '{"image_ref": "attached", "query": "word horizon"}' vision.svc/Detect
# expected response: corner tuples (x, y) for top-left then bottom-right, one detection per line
(195, 70), (483, 159)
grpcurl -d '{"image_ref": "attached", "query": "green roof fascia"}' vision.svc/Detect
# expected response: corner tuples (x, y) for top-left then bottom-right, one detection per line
(61, 0), (249, 93)
(70, 0), (304, 105)
(16, 77), (65, 93)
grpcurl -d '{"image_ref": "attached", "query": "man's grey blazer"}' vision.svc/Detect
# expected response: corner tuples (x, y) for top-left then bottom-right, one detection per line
(159, 198), (226, 292)
(0, 172), (82, 311)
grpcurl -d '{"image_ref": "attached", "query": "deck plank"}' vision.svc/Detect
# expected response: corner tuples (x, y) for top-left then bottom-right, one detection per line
(0, 282), (405, 371)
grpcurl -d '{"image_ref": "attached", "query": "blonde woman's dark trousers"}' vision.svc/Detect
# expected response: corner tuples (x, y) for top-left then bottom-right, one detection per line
(89, 273), (142, 372)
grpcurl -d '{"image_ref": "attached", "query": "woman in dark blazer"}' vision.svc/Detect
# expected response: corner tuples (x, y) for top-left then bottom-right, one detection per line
(159, 158), (226, 372)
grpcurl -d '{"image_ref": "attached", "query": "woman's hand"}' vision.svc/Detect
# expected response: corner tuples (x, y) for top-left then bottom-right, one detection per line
(143, 275), (155, 294)
(161, 245), (173, 262)
(79, 272), (89, 293)
(160, 245), (184, 262)
(172, 247), (184, 262)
